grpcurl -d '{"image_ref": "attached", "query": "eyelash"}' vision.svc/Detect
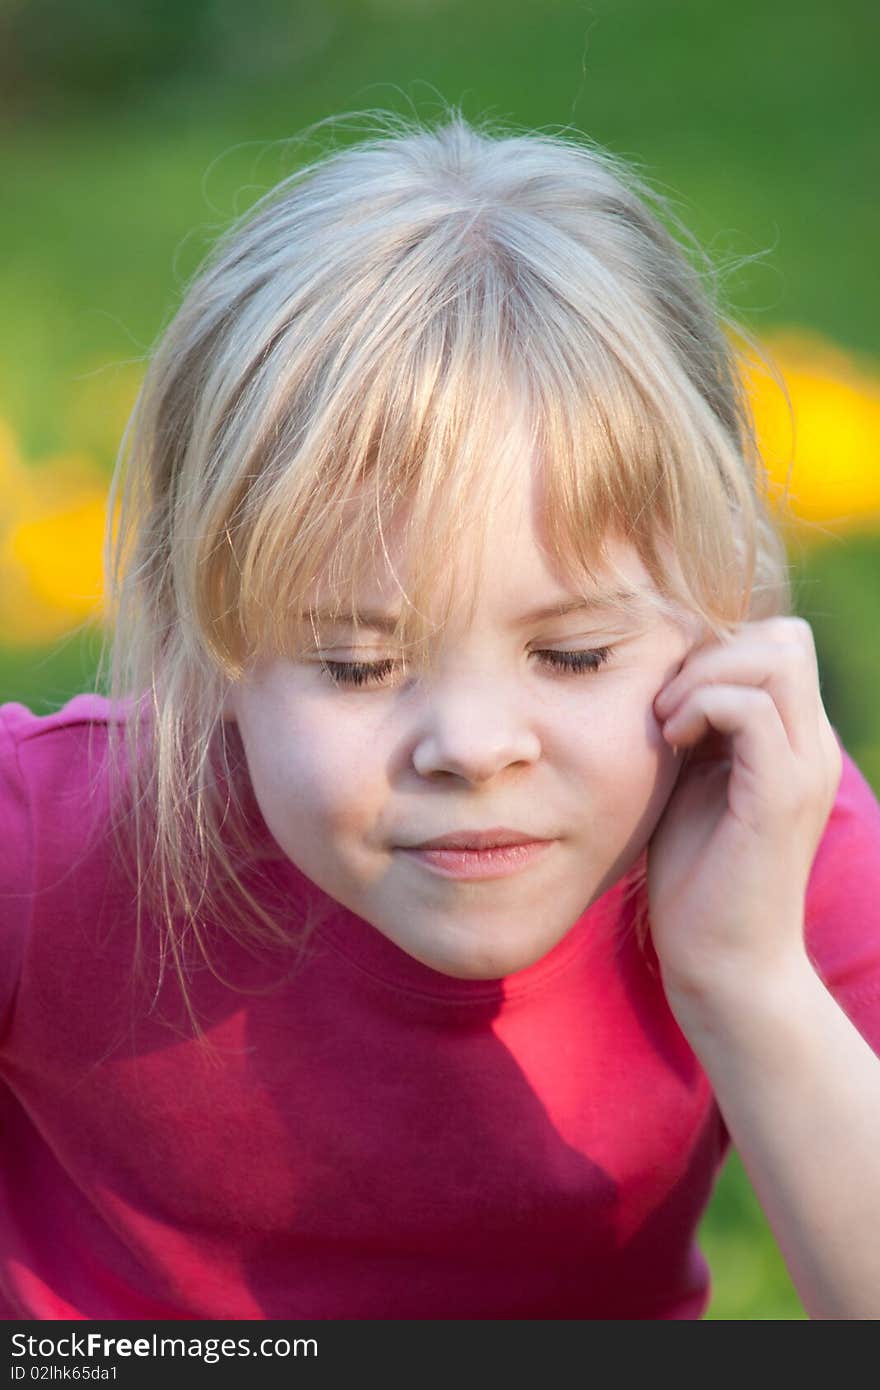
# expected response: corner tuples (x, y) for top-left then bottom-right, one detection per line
(318, 647), (615, 688)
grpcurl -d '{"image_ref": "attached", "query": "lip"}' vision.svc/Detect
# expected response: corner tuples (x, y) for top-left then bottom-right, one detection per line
(400, 840), (555, 881)
(406, 827), (549, 850)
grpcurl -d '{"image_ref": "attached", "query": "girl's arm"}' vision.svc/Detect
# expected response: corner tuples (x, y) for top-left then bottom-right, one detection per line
(669, 952), (880, 1321)
(648, 615), (880, 1319)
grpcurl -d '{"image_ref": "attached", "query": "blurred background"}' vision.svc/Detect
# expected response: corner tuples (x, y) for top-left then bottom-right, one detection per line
(1, 0), (877, 1319)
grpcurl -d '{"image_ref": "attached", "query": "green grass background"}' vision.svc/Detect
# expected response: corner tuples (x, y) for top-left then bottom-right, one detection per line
(2, 0), (878, 1319)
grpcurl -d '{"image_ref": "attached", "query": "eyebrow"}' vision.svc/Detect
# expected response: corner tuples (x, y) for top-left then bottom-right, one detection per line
(303, 587), (647, 633)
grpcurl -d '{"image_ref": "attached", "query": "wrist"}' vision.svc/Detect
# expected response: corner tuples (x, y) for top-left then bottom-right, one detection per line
(660, 946), (821, 1055)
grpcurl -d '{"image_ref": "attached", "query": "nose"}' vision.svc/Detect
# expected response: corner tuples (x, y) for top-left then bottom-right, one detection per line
(410, 671), (542, 783)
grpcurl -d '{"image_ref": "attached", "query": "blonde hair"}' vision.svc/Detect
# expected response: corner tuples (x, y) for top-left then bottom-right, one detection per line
(94, 107), (793, 1032)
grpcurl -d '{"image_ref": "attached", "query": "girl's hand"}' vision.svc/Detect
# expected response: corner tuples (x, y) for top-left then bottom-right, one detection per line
(647, 617), (843, 1014)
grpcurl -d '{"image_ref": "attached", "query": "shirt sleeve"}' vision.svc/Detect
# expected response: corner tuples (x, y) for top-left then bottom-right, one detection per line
(0, 703), (33, 1037)
(804, 736), (880, 1056)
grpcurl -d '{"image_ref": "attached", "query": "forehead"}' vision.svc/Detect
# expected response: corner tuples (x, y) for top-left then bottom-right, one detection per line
(300, 407), (687, 637)
(239, 396), (707, 679)
(308, 507), (659, 629)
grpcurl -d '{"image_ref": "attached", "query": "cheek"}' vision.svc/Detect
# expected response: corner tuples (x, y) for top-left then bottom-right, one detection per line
(559, 683), (674, 822)
(598, 716), (679, 870)
(245, 697), (386, 837)
(558, 680), (665, 757)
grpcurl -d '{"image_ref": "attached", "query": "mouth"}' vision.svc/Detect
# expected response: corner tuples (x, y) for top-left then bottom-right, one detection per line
(399, 839), (555, 881)
(405, 827), (551, 851)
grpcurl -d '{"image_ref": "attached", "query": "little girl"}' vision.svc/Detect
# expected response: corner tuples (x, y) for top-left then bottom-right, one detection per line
(2, 111), (880, 1322)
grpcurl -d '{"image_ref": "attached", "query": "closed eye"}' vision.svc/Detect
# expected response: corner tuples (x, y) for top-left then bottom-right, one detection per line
(318, 647), (615, 688)
(537, 647), (614, 675)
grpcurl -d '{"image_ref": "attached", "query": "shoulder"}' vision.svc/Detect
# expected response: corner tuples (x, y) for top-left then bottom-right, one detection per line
(0, 693), (130, 1033)
(1, 691), (130, 748)
(0, 692), (129, 841)
(0, 687), (142, 833)
(805, 732), (880, 1047)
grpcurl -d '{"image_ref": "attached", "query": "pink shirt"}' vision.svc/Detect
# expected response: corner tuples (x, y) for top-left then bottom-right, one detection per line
(2, 693), (879, 1320)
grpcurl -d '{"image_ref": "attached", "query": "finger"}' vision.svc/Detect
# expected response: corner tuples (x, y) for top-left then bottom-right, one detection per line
(654, 619), (821, 759)
(661, 683), (795, 793)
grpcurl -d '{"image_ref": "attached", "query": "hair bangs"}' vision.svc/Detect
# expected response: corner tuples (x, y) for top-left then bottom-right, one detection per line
(200, 246), (551, 674)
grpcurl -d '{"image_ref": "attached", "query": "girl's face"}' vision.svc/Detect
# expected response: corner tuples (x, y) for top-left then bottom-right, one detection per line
(226, 437), (701, 979)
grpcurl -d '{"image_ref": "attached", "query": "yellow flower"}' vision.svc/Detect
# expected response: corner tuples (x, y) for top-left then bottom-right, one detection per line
(0, 358), (139, 645)
(0, 450), (112, 646)
(745, 331), (880, 539)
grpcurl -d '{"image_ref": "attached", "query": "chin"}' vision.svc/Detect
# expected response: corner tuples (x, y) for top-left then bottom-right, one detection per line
(418, 937), (555, 981)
